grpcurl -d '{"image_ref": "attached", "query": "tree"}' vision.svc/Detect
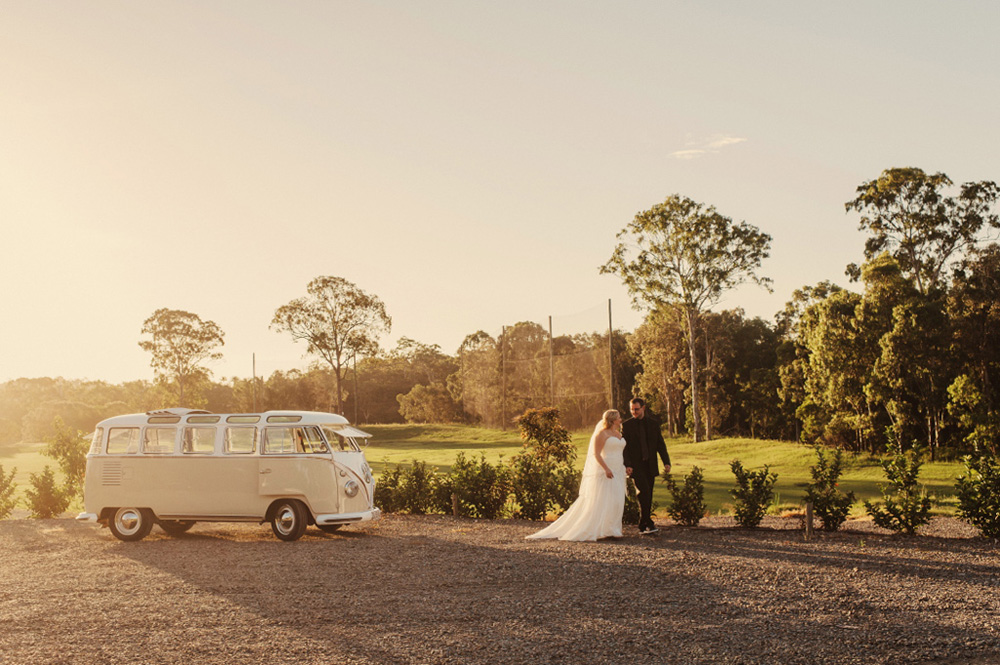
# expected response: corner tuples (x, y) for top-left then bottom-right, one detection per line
(44, 417), (90, 499)
(630, 306), (687, 436)
(602, 194), (772, 441)
(397, 383), (462, 423)
(846, 167), (1000, 295)
(514, 407), (574, 463)
(451, 331), (502, 427)
(947, 244), (1000, 454)
(138, 308), (225, 406)
(271, 276), (391, 414)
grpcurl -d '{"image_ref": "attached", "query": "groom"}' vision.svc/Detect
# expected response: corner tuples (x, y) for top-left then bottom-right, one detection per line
(622, 397), (671, 534)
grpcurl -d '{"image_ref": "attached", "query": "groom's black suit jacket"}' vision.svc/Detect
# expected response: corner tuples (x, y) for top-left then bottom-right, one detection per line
(622, 414), (670, 476)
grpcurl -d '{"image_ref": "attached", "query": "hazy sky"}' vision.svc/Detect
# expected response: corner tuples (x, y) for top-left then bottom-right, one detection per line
(3, 1), (999, 384)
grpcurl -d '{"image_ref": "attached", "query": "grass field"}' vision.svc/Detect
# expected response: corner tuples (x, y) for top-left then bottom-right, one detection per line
(1, 424), (964, 517)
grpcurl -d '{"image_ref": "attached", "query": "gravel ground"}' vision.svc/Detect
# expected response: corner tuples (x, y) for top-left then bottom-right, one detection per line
(1, 514), (999, 665)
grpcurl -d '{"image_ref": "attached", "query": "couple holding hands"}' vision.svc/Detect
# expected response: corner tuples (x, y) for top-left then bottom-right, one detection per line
(527, 398), (671, 542)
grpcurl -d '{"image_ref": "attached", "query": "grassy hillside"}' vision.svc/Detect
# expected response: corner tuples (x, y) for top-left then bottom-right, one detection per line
(1, 425), (964, 517)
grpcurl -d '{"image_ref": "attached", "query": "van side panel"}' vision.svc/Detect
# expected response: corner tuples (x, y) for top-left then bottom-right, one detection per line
(85, 456), (265, 519)
(258, 456), (338, 515)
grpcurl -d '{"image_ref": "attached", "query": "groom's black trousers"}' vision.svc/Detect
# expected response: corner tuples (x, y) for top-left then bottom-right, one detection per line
(631, 463), (656, 529)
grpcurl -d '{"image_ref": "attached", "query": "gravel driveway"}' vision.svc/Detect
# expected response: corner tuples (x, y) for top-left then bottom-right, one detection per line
(1, 515), (998, 665)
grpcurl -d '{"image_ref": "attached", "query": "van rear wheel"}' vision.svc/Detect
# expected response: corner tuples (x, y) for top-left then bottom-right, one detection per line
(270, 500), (308, 541)
(108, 507), (153, 542)
(159, 520), (196, 536)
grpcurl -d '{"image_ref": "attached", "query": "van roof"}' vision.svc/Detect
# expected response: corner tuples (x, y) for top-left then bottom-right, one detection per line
(97, 410), (353, 428)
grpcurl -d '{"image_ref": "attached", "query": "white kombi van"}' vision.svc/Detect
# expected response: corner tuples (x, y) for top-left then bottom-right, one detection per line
(76, 409), (380, 541)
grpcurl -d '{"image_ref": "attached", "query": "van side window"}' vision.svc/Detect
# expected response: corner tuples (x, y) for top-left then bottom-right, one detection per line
(225, 427), (256, 454)
(263, 428), (297, 454)
(301, 427), (328, 453)
(89, 428), (105, 455)
(183, 427), (216, 454)
(107, 428), (139, 455)
(143, 427), (177, 454)
(262, 427), (327, 454)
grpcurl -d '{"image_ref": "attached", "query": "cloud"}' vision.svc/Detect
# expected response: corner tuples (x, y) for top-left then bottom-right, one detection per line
(670, 134), (747, 159)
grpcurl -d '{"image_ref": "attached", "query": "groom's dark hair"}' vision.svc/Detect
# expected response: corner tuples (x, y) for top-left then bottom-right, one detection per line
(630, 397), (645, 407)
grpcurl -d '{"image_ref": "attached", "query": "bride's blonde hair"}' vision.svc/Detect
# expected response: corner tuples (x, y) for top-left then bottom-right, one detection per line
(596, 409), (620, 433)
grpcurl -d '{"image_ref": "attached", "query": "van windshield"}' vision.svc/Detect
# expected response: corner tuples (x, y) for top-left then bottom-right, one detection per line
(322, 426), (361, 452)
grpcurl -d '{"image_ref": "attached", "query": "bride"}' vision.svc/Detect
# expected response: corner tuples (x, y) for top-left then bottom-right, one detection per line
(526, 409), (626, 542)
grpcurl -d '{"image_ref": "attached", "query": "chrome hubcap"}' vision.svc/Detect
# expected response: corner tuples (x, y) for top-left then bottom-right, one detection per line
(276, 507), (295, 534)
(116, 509), (141, 535)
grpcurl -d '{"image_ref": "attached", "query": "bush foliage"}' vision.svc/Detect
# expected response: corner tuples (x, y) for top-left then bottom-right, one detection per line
(24, 466), (70, 519)
(664, 466), (707, 526)
(730, 460), (778, 528)
(0, 464), (17, 519)
(515, 407), (575, 464)
(955, 451), (1000, 538)
(804, 446), (856, 531)
(864, 433), (933, 535)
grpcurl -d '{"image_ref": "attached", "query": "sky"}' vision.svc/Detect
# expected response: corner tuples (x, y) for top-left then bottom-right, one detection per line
(2, 1), (999, 385)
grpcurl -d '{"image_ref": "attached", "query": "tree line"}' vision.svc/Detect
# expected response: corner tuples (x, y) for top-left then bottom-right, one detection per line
(2, 167), (998, 461)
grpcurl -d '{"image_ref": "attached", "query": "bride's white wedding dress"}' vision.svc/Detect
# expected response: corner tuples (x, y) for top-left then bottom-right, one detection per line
(526, 432), (626, 542)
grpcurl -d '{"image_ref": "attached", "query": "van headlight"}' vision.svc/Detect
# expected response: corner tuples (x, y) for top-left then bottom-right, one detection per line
(344, 480), (359, 498)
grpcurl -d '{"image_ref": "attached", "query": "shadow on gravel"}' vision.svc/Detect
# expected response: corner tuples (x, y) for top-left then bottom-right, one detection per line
(651, 527), (1000, 585)
(103, 518), (1000, 665)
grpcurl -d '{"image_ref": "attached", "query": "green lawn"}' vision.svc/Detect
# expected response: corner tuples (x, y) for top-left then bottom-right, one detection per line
(1, 425), (965, 517)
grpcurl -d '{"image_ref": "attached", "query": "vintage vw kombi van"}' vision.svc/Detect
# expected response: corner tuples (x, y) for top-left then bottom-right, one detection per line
(76, 409), (380, 541)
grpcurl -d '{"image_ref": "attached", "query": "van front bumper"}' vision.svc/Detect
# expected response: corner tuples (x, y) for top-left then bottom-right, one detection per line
(315, 508), (381, 526)
(76, 512), (98, 523)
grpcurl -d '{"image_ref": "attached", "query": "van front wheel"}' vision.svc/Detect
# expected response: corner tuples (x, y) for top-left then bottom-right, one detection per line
(108, 507), (153, 542)
(270, 500), (308, 541)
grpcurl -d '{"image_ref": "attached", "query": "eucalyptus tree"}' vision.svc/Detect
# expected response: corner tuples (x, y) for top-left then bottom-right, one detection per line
(602, 194), (772, 441)
(947, 244), (1000, 453)
(138, 308), (225, 406)
(271, 276), (391, 415)
(845, 167), (1000, 295)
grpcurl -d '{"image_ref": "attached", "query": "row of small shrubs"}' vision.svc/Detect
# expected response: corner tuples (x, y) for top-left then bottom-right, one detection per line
(662, 431), (1000, 538)
(375, 451), (581, 520)
(376, 408), (584, 521)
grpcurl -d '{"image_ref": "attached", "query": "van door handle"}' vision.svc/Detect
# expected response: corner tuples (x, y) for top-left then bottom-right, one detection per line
(260, 469), (272, 474)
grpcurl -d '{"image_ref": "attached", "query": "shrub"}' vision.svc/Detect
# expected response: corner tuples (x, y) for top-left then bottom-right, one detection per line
(374, 460), (446, 515)
(509, 451), (581, 520)
(25, 466), (70, 519)
(0, 464), (17, 519)
(664, 466), (708, 526)
(549, 462), (581, 515)
(448, 453), (511, 519)
(804, 446), (856, 531)
(955, 452), (1000, 538)
(374, 463), (405, 513)
(730, 460), (778, 528)
(396, 459), (440, 515)
(515, 407), (574, 464)
(864, 433), (932, 535)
